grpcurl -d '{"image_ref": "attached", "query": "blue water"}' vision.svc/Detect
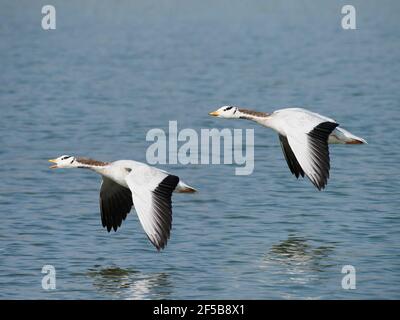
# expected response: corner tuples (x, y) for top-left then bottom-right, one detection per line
(0, 0), (399, 299)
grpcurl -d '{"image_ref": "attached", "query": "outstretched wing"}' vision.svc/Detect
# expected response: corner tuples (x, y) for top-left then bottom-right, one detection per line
(125, 165), (179, 250)
(279, 134), (304, 179)
(99, 177), (133, 232)
(284, 121), (339, 190)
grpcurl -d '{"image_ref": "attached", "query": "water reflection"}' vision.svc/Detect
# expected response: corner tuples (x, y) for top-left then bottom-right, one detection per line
(86, 266), (172, 300)
(261, 236), (335, 285)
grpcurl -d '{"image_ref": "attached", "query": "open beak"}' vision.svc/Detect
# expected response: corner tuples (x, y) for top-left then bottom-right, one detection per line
(48, 159), (58, 169)
(208, 110), (220, 117)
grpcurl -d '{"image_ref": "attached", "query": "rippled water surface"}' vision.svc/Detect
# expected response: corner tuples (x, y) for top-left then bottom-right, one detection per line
(0, 0), (399, 299)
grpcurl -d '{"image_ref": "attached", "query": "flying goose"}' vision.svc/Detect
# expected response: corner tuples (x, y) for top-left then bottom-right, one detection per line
(49, 155), (196, 250)
(209, 106), (366, 190)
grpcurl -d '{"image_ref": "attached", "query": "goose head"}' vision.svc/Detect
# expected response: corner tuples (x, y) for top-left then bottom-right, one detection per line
(48, 155), (77, 168)
(208, 106), (240, 119)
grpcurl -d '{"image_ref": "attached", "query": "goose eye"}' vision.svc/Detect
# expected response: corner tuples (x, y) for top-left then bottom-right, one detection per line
(224, 106), (233, 111)
(61, 156), (70, 160)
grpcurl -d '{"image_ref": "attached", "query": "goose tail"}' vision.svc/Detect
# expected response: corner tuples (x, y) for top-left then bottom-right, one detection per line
(175, 181), (197, 193)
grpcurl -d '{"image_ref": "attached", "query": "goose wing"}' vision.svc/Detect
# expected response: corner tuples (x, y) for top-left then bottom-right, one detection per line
(279, 134), (304, 179)
(99, 177), (133, 232)
(283, 121), (339, 190)
(125, 165), (179, 250)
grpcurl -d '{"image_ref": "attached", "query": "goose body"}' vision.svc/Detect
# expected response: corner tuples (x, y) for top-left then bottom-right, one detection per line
(49, 156), (196, 250)
(209, 106), (366, 190)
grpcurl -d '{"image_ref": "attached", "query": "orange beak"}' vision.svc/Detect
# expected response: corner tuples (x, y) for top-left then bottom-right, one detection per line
(208, 110), (220, 117)
(48, 159), (58, 169)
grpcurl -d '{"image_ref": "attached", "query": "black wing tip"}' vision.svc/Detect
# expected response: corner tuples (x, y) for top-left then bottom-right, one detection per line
(99, 183), (133, 234)
(306, 121), (338, 191)
(294, 171), (305, 179)
(148, 235), (169, 251)
(279, 134), (305, 179)
(309, 121), (339, 140)
(307, 169), (328, 190)
(102, 219), (118, 232)
(319, 121), (339, 129)
(104, 224), (119, 232)
(162, 175), (180, 188)
(315, 183), (326, 191)
(156, 243), (166, 251)
(146, 174), (177, 251)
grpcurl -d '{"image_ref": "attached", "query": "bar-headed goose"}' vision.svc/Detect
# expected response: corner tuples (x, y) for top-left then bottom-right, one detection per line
(49, 155), (196, 250)
(209, 106), (366, 190)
